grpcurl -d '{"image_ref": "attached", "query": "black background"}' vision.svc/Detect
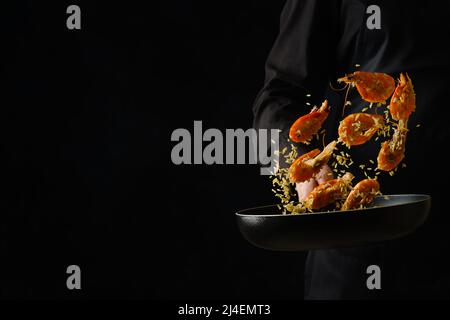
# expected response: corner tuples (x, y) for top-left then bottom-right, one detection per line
(0, 1), (312, 299)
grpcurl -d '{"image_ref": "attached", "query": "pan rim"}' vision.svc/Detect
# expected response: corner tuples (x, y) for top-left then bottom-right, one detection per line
(235, 194), (431, 217)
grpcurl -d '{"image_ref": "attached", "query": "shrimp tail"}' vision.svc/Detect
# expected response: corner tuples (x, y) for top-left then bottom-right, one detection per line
(313, 140), (337, 164)
(341, 172), (355, 183)
(318, 100), (330, 112)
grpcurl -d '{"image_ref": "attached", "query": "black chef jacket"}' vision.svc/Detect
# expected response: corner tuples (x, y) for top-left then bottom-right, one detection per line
(253, 0), (450, 299)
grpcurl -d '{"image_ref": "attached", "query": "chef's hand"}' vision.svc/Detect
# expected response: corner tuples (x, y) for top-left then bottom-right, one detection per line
(295, 165), (334, 201)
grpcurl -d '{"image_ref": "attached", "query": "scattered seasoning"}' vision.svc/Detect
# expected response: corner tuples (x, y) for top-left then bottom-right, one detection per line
(271, 144), (308, 214)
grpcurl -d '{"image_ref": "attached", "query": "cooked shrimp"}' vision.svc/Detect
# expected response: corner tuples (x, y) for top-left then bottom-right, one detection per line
(341, 179), (380, 211)
(338, 71), (395, 103)
(338, 113), (385, 146)
(288, 149), (320, 183)
(389, 73), (416, 121)
(289, 100), (330, 143)
(377, 120), (408, 171)
(304, 172), (354, 210)
(289, 141), (337, 183)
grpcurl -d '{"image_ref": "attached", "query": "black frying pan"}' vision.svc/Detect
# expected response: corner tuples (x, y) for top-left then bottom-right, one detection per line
(236, 194), (431, 251)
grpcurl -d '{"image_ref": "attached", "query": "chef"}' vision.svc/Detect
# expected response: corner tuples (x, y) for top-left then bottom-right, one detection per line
(253, 0), (450, 299)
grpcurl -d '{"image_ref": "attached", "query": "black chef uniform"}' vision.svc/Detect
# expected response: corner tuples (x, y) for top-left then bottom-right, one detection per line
(253, 0), (450, 299)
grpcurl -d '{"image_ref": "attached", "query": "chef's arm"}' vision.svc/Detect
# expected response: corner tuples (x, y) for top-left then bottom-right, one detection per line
(252, 0), (341, 167)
